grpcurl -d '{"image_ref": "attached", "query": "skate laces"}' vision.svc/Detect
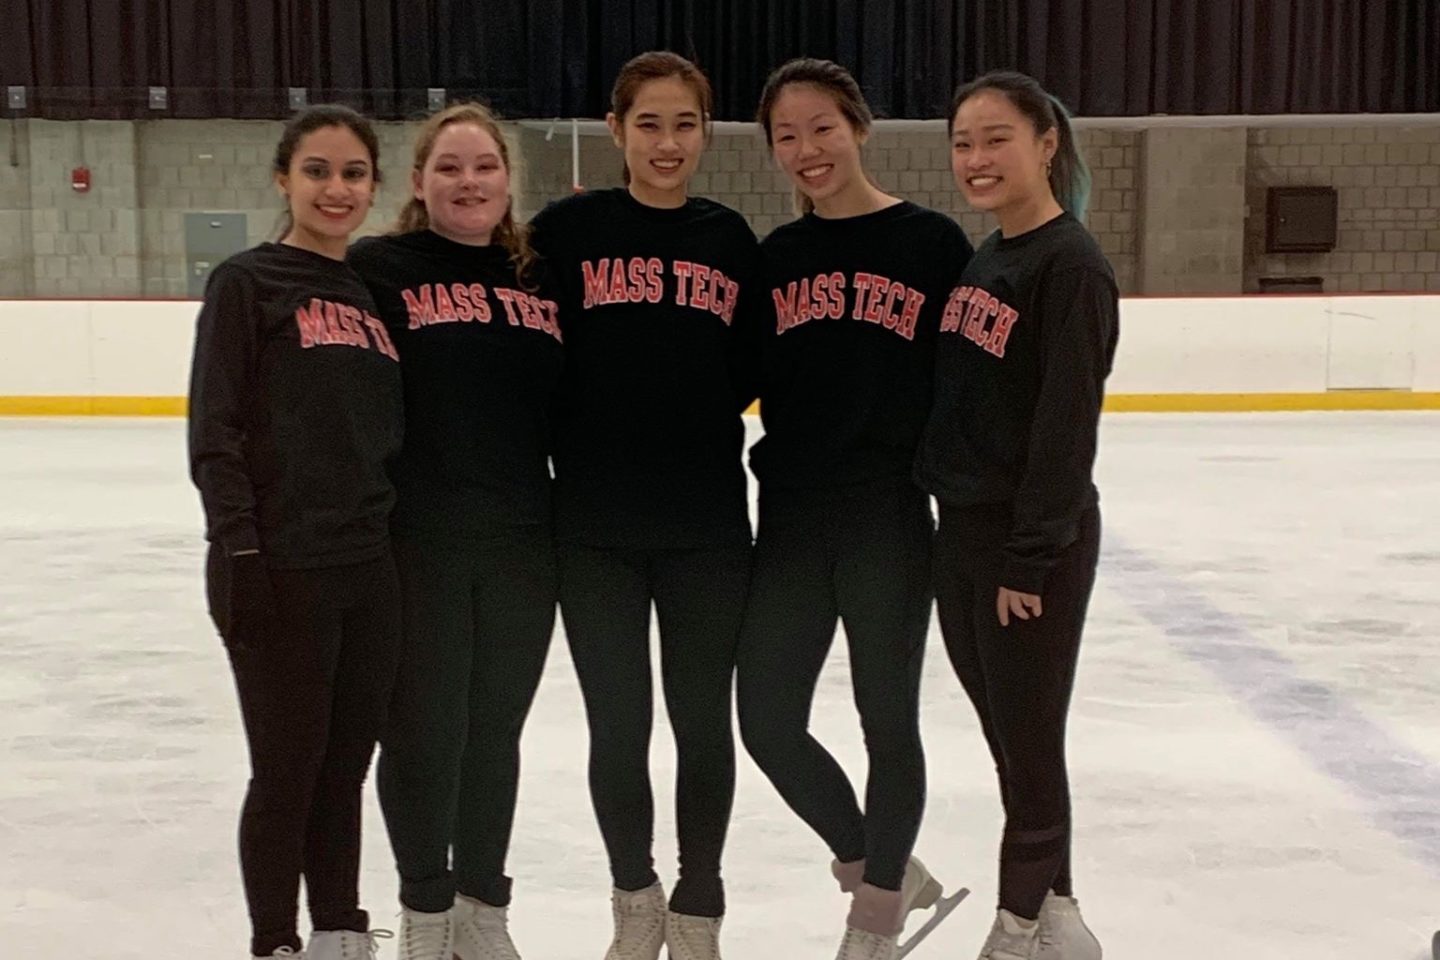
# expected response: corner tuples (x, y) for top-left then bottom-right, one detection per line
(399, 911), (452, 960)
(837, 925), (896, 960)
(349, 929), (393, 959)
(455, 901), (520, 960)
(609, 888), (665, 958)
(666, 912), (720, 959)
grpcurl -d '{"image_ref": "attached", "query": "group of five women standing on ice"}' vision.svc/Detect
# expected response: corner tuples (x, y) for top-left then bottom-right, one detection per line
(189, 48), (1117, 960)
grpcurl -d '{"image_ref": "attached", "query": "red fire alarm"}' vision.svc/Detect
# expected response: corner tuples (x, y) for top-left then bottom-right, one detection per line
(71, 166), (91, 193)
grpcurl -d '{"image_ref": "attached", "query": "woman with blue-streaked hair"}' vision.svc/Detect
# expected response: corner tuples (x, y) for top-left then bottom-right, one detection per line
(916, 70), (1119, 960)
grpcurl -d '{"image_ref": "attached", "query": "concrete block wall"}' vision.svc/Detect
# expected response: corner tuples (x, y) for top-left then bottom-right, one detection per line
(1140, 127), (1248, 294)
(1245, 125), (1440, 293)
(1081, 130), (1141, 295)
(25, 121), (141, 296)
(135, 119), (422, 296)
(137, 120), (283, 296)
(0, 121), (34, 296)
(0, 116), (1435, 298)
(516, 126), (1143, 294)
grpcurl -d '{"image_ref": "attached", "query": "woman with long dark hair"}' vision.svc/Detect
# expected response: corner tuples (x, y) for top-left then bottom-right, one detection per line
(916, 70), (1118, 960)
(188, 104), (403, 960)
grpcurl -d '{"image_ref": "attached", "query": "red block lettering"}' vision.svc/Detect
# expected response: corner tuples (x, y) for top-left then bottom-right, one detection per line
(985, 305), (1019, 357)
(879, 280), (904, 331)
(469, 284), (491, 323)
(294, 299), (326, 347)
(495, 288), (523, 326)
(773, 282), (798, 334)
(851, 273), (874, 320)
(674, 260), (694, 306)
(862, 276), (890, 324)
(401, 286), (436, 329)
(721, 279), (739, 325)
(897, 289), (925, 340)
(582, 260), (610, 309)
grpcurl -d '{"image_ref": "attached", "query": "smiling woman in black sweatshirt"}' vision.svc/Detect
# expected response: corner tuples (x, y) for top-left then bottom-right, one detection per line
(915, 71), (1119, 960)
(187, 105), (403, 960)
(528, 52), (762, 960)
(735, 58), (973, 960)
(346, 102), (563, 960)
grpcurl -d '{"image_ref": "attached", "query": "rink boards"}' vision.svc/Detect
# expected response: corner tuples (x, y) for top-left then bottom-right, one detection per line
(0, 294), (1438, 415)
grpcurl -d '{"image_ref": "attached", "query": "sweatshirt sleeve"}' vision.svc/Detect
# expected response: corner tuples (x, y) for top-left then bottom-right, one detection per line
(187, 263), (263, 555)
(727, 232), (768, 413)
(1002, 263), (1118, 593)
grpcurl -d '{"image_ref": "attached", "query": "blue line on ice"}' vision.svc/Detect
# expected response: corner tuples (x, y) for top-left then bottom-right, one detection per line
(1104, 537), (1440, 876)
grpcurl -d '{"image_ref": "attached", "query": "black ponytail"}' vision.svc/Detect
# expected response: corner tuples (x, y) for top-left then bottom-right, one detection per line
(950, 71), (1091, 220)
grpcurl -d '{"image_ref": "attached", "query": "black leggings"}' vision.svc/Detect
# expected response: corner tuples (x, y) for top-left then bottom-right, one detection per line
(736, 481), (934, 892)
(207, 546), (402, 958)
(377, 530), (557, 913)
(933, 504), (1101, 921)
(557, 541), (751, 918)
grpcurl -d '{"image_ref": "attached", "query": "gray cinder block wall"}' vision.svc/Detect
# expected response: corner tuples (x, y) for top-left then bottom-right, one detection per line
(0, 117), (1436, 298)
(1245, 126), (1440, 293)
(1139, 127), (1249, 294)
(518, 124), (1141, 292)
(0, 120), (35, 296)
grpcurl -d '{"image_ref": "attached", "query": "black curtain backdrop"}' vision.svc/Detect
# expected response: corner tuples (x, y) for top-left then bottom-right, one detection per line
(3, 0), (1436, 120)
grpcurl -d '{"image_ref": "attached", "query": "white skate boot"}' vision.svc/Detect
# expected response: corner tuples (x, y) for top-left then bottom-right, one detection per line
(453, 894), (522, 960)
(977, 909), (1039, 960)
(306, 929), (392, 960)
(395, 906), (455, 960)
(665, 910), (722, 960)
(831, 856), (943, 914)
(899, 857), (944, 918)
(833, 856), (960, 960)
(835, 883), (901, 960)
(1036, 893), (1101, 960)
(604, 883), (667, 960)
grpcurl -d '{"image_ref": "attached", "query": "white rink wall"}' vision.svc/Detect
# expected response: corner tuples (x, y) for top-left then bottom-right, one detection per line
(0, 295), (1438, 409)
(1104, 295), (1440, 396)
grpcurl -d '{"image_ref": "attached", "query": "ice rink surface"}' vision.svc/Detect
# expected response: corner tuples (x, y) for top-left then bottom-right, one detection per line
(1, 412), (1437, 959)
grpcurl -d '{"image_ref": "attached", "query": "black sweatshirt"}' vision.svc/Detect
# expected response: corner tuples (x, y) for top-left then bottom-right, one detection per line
(188, 242), (404, 569)
(529, 188), (764, 550)
(347, 230), (564, 540)
(750, 201), (973, 494)
(915, 212), (1120, 593)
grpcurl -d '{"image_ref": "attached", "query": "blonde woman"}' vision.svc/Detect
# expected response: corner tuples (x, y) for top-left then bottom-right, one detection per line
(347, 103), (563, 960)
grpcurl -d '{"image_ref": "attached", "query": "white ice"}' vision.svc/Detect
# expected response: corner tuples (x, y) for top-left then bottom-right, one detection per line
(1, 413), (1438, 960)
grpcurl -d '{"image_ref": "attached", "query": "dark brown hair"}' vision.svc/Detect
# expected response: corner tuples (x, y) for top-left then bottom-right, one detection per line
(394, 102), (537, 289)
(610, 51), (714, 184)
(950, 71), (1091, 220)
(756, 58), (875, 214)
(272, 104), (382, 239)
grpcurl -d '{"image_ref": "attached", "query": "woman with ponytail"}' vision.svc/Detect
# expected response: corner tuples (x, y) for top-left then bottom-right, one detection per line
(915, 71), (1118, 960)
(528, 51), (763, 960)
(346, 103), (563, 960)
(736, 58), (972, 960)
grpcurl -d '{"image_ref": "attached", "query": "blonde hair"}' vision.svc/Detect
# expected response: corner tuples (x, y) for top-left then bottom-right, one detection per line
(395, 102), (538, 289)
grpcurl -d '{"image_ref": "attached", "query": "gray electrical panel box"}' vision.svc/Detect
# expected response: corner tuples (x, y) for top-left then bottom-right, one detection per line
(184, 213), (248, 298)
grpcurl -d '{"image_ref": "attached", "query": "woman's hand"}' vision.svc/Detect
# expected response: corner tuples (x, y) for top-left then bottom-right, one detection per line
(997, 586), (1042, 627)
